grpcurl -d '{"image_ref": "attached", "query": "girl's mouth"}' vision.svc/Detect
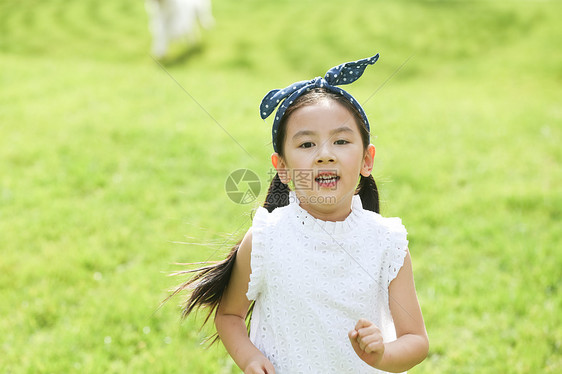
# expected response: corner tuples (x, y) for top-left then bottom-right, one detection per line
(315, 174), (340, 188)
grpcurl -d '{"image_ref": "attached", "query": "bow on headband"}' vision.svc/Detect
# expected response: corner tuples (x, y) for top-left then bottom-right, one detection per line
(260, 54), (380, 152)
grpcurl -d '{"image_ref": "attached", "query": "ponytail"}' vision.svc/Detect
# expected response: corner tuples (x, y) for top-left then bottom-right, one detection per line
(165, 174), (290, 344)
(263, 173), (290, 212)
(164, 243), (240, 344)
(356, 174), (380, 213)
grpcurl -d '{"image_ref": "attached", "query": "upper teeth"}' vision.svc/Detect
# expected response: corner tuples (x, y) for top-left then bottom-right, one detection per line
(317, 175), (336, 180)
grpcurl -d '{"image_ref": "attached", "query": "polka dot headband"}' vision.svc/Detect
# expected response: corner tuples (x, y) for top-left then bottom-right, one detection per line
(260, 54), (380, 152)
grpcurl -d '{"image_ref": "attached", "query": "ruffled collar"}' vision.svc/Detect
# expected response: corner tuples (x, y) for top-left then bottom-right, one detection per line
(289, 191), (364, 236)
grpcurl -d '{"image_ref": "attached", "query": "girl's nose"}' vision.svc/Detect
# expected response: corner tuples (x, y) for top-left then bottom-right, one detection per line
(315, 143), (336, 164)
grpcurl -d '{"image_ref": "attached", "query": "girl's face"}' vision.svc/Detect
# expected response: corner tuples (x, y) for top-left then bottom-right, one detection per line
(272, 99), (375, 221)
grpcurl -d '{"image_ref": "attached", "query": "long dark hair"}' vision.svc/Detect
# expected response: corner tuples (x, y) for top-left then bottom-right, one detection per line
(168, 87), (379, 343)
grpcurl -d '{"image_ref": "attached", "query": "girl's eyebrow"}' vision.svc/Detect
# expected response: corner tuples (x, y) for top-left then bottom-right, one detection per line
(292, 130), (315, 140)
(292, 126), (354, 141)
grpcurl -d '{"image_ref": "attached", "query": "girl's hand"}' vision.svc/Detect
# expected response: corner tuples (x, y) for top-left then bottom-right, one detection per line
(348, 318), (385, 368)
(244, 356), (276, 374)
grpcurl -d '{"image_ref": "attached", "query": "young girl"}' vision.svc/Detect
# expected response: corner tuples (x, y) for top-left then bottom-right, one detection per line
(175, 54), (429, 373)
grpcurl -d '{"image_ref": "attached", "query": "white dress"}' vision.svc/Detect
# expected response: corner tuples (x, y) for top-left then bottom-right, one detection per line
(246, 192), (408, 373)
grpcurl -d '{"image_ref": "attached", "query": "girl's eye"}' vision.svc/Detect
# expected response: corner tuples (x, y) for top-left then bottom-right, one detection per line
(299, 142), (315, 148)
(334, 139), (349, 145)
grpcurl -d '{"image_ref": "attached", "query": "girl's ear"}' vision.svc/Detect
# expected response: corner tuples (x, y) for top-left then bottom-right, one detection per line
(360, 144), (376, 177)
(271, 153), (291, 184)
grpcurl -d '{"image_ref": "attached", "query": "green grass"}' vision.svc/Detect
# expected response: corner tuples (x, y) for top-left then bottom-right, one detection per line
(1, 0), (561, 372)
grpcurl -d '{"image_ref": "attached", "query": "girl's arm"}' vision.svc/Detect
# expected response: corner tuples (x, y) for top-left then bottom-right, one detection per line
(349, 250), (429, 372)
(215, 228), (276, 374)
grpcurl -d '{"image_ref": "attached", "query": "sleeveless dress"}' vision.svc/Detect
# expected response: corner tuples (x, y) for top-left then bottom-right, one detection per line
(246, 192), (408, 373)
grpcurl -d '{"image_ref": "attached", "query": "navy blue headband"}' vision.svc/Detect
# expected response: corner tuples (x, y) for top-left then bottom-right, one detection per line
(260, 54), (379, 152)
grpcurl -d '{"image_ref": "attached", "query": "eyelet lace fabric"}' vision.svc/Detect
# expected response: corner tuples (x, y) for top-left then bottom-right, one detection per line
(246, 192), (408, 373)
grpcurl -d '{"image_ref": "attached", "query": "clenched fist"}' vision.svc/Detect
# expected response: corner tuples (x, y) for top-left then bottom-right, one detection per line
(348, 318), (385, 367)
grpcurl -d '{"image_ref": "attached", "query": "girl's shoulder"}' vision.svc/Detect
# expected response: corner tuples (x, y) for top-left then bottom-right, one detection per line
(363, 211), (408, 249)
(361, 209), (408, 237)
(252, 204), (291, 228)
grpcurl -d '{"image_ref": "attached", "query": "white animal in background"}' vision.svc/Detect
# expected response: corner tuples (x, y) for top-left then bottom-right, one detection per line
(145, 0), (214, 59)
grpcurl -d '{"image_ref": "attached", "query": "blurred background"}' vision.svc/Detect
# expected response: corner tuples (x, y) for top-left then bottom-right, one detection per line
(1, 0), (561, 372)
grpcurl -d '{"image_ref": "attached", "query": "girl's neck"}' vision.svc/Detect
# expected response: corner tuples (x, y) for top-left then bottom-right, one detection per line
(293, 191), (355, 222)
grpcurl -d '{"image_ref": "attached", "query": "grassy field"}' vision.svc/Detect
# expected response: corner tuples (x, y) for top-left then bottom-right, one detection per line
(1, 0), (561, 372)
